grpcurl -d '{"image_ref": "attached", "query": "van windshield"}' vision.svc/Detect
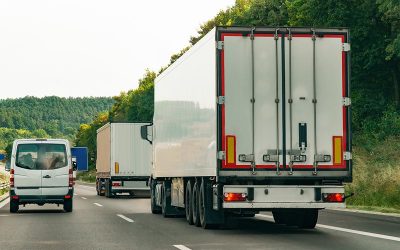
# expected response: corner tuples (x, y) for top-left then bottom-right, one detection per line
(16, 144), (68, 170)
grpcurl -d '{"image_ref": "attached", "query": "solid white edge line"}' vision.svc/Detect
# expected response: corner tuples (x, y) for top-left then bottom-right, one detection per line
(173, 245), (192, 250)
(81, 197), (87, 200)
(117, 214), (134, 223)
(255, 214), (400, 242)
(93, 203), (103, 207)
(0, 197), (10, 209)
(317, 224), (400, 242)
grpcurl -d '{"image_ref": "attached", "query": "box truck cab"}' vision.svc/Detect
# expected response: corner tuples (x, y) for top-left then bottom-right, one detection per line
(9, 139), (76, 213)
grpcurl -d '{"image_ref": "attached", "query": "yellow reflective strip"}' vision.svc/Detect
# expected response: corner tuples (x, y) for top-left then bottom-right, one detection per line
(227, 137), (235, 164)
(334, 137), (342, 164)
(115, 162), (119, 174)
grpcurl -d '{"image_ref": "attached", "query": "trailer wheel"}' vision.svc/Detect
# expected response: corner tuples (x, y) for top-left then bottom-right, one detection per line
(272, 210), (286, 224)
(185, 180), (194, 225)
(199, 179), (219, 229)
(161, 182), (169, 217)
(191, 180), (201, 227)
(297, 209), (318, 229)
(150, 179), (161, 214)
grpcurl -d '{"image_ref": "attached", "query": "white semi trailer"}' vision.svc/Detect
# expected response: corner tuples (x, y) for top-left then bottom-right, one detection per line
(141, 26), (352, 229)
(96, 123), (151, 198)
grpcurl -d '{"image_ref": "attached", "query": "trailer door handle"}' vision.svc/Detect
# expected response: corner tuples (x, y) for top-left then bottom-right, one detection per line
(43, 175), (51, 178)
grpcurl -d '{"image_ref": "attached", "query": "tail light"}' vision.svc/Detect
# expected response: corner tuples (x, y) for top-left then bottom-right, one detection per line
(10, 169), (14, 188)
(69, 169), (74, 187)
(64, 195), (71, 199)
(224, 192), (247, 202)
(112, 181), (121, 187)
(323, 193), (345, 202)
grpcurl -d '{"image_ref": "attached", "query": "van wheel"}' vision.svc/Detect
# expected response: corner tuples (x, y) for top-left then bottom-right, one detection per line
(191, 180), (200, 227)
(10, 200), (19, 213)
(64, 199), (73, 212)
(185, 180), (194, 225)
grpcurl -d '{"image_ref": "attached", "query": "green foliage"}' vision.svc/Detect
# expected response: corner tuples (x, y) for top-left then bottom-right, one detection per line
(0, 127), (50, 159)
(0, 96), (114, 138)
(74, 112), (109, 169)
(74, 70), (156, 168)
(109, 70), (155, 123)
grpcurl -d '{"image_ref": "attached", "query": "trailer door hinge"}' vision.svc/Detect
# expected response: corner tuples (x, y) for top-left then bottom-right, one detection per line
(343, 152), (352, 160)
(217, 151), (225, 160)
(342, 97), (351, 106)
(342, 43), (351, 52)
(217, 96), (225, 105)
(217, 41), (224, 50)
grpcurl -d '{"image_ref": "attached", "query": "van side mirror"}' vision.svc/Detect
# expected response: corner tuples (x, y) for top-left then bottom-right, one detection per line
(140, 124), (153, 144)
(5, 161), (10, 172)
(72, 161), (77, 171)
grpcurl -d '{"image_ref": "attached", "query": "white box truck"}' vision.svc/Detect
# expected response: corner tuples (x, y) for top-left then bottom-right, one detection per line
(141, 26), (352, 229)
(96, 123), (151, 197)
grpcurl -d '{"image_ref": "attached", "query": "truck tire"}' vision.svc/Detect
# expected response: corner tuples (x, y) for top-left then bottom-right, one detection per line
(96, 179), (100, 196)
(63, 199), (73, 212)
(161, 182), (169, 217)
(10, 200), (19, 213)
(185, 180), (194, 225)
(105, 179), (114, 198)
(150, 179), (161, 214)
(191, 180), (201, 227)
(297, 209), (318, 229)
(272, 210), (286, 224)
(199, 179), (219, 229)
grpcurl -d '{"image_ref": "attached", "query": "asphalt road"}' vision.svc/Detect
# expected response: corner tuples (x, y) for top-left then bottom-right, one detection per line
(0, 184), (399, 250)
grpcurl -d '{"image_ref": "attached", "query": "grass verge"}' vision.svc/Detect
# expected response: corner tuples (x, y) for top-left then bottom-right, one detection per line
(76, 169), (96, 183)
(345, 137), (400, 212)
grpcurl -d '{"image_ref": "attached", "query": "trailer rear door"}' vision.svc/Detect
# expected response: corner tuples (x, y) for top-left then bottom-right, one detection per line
(218, 28), (350, 177)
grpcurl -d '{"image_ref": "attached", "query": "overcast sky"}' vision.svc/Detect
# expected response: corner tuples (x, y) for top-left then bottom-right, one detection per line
(0, 0), (234, 99)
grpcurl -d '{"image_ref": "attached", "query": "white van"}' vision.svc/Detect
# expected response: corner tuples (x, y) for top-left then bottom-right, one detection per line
(9, 139), (76, 213)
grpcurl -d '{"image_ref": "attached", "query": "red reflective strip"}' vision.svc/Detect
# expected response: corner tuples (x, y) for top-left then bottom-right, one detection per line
(323, 193), (344, 202)
(64, 195), (71, 199)
(224, 192), (247, 202)
(11, 196), (19, 200)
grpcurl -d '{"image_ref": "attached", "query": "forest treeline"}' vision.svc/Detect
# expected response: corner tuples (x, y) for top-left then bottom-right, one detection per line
(75, 0), (400, 208)
(0, 96), (114, 153)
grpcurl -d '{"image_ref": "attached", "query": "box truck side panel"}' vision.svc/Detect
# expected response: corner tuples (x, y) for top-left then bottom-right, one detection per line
(153, 29), (217, 178)
(219, 30), (350, 177)
(111, 123), (151, 177)
(96, 124), (111, 174)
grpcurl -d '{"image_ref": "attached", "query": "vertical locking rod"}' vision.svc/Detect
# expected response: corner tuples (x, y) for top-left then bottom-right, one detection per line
(274, 29), (280, 175)
(250, 27), (256, 175)
(311, 29), (318, 175)
(287, 28), (294, 175)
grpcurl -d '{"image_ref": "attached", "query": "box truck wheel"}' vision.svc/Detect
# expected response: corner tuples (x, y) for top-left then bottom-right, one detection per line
(297, 209), (318, 229)
(105, 179), (113, 198)
(10, 199), (19, 213)
(185, 180), (194, 225)
(150, 178), (161, 214)
(191, 180), (201, 227)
